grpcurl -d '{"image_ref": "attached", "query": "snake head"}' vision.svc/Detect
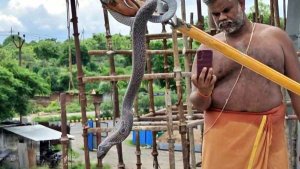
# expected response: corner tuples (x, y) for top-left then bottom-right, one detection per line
(100, 0), (145, 17)
(97, 142), (112, 160)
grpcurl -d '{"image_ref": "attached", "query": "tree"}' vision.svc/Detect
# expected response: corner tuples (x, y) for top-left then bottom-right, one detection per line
(0, 60), (50, 121)
(33, 39), (61, 60)
(248, 0), (272, 25)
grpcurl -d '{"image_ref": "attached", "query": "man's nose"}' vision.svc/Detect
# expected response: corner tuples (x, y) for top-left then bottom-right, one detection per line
(219, 13), (227, 21)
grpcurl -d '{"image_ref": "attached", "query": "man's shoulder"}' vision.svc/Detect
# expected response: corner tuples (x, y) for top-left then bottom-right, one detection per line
(256, 23), (285, 36)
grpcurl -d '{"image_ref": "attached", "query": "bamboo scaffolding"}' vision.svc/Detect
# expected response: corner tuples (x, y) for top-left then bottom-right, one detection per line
(270, 0), (275, 25)
(83, 72), (191, 83)
(88, 49), (196, 56)
(254, 0), (259, 22)
(88, 120), (203, 134)
(185, 10), (196, 168)
(135, 115), (178, 121)
(172, 26), (189, 169)
(145, 34), (160, 169)
(69, 1), (90, 168)
(134, 96), (142, 169)
(60, 93), (68, 169)
(273, 0), (280, 27)
(132, 126), (179, 131)
(145, 32), (182, 40)
(160, 24), (176, 169)
(187, 120), (204, 128)
(102, 7), (125, 168)
(92, 93), (103, 168)
(283, 0), (287, 30)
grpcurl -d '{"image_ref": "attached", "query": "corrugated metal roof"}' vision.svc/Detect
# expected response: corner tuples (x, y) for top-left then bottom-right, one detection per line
(4, 124), (74, 141)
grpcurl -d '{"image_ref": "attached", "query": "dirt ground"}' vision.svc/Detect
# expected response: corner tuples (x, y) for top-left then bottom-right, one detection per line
(70, 122), (202, 169)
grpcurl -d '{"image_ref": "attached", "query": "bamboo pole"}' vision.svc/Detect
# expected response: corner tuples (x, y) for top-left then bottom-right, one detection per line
(270, 0), (275, 25)
(60, 93), (68, 169)
(92, 93), (103, 168)
(196, 0), (204, 30)
(283, 0), (286, 30)
(273, 0), (280, 28)
(134, 96), (142, 169)
(187, 11), (196, 169)
(145, 32), (182, 40)
(187, 120), (204, 128)
(88, 49), (196, 56)
(160, 24), (176, 169)
(181, 1), (193, 167)
(175, 20), (300, 95)
(254, 0), (259, 22)
(132, 125), (179, 131)
(102, 7), (124, 168)
(69, 1), (90, 168)
(145, 35), (160, 169)
(83, 72), (191, 83)
(172, 26), (189, 169)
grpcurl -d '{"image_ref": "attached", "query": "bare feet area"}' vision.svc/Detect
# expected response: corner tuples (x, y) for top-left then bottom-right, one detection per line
(70, 122), (202, 168)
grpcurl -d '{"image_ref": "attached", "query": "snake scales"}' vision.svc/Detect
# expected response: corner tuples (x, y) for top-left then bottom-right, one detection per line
(97, 0), (176, 159)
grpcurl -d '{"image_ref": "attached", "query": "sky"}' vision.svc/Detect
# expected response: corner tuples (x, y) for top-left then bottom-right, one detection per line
(0, 0), (286, 44)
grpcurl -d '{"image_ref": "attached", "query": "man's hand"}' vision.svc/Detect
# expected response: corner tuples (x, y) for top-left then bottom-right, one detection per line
(191, 67), (217, 96)
(101, 0), (145, 17)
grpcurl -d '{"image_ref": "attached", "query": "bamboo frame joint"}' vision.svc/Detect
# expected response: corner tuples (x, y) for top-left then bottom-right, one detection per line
(170, 17), (192, 30)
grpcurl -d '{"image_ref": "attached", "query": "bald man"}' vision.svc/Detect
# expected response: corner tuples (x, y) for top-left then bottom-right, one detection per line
(190, 0), (300, 168)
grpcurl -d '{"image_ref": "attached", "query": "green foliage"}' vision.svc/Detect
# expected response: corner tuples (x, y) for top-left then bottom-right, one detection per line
(0, 60), (50, 120)
(100, 101), (113, 118)
(59, 41), (90, 66)
(33, 39), (61, 60)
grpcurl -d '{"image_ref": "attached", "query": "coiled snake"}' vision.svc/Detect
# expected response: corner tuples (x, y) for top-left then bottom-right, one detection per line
(97, 0), (177, 159)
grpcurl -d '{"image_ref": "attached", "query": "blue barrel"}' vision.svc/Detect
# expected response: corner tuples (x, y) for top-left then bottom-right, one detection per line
(132, 130), (153, 146)
(87, 120), (94, 151)
(145, 130), (153, 145)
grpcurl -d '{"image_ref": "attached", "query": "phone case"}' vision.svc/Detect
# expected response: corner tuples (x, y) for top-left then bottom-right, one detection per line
(197, 50), (213, 78)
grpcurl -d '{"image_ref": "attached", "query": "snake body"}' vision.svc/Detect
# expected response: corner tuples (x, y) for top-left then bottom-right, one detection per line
(97, 0), (176, 159)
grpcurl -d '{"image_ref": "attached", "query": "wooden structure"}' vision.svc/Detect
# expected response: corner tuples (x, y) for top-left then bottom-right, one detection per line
(67, 0), (299, 169)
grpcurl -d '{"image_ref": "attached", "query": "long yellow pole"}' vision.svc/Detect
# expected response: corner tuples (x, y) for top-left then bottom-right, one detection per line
(175, 20), (300, 95)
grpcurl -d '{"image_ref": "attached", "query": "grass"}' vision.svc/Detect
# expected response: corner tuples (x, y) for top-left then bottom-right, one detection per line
(70, 162), (111, 169)
(125, 139), (135, 147)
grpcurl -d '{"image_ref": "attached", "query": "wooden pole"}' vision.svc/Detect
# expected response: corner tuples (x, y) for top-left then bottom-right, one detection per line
(88, 49), (196, 56)
(172, 26), (189, 169)
(145, 35), (159, 169)
(60, 93), (68, 169)
(134, 96), (142, 169)
(254, 0), (259, 22)
(283, 0), (287, 30)
(270, 0), (275, 25)
(69, 1), (90, 168)
(102, 7), (125, 168)
(83, 72), (192, 83)
(165, 89), (175, 169)
(273, 0), (281, 27)
(93, 93), (103, 168)
(187, 11), (196, 169)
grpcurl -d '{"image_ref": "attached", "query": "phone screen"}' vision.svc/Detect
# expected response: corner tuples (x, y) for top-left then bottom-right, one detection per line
(197, 50), (213, 79)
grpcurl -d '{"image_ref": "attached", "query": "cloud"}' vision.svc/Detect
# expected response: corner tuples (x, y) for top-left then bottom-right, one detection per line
(0, 13), (24, 32)
(0, 0), (288, 43)
(7, 0), (65, 16)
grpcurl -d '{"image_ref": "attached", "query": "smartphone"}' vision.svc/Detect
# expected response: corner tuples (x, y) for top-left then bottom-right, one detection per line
(197, 50), (213, 79)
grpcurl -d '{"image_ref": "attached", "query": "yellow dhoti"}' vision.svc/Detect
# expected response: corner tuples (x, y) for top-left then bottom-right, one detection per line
(202, 104), (289, 169)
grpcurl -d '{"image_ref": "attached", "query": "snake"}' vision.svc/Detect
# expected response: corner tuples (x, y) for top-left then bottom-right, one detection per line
(97, 0), (177, 159)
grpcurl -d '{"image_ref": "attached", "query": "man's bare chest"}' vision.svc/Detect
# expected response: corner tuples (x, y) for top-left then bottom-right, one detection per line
(212, 45), (285, 80)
